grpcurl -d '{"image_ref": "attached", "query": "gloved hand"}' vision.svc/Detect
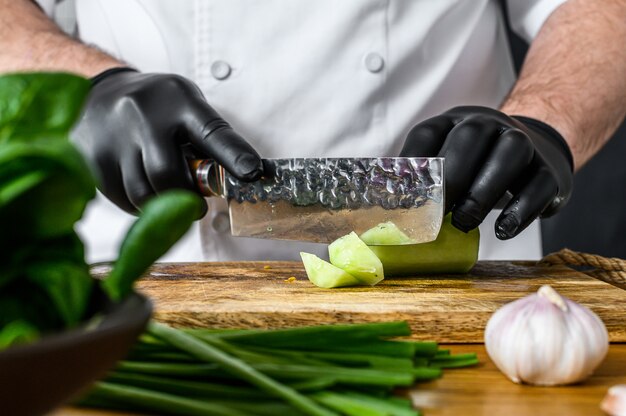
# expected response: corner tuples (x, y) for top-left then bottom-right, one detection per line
(400, 106), (574, 240)
(72, 67), (263, 215)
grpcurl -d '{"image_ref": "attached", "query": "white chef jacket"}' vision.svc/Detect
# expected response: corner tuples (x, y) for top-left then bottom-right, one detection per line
(39, 0), (567, 263)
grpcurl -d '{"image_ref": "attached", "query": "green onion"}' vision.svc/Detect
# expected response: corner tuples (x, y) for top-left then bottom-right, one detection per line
(85, 382), (253, 416)
(128, 351), (196, 362)
(308, 340), (418, 358)
(428, 352), (479, 368)
(412, 367), (443, 380)
(79, 321), (479, 416)
(410, 341), (439, 357)
(116, 361), (223, 378)
(197, 321), (412, 348)
(311, 391), (388, 416)
(260, 349), (415, 370)
(106, 372), (268, 399)
(117, 360), (416, 387)
(332, 391), (420, 416)
(148, 322), (337, 416)
(435, 349), (451, 357)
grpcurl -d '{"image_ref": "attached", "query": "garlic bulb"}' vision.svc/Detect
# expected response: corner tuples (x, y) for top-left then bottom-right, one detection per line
(485, 285), (609, 386)
(602, 385), (626, 416)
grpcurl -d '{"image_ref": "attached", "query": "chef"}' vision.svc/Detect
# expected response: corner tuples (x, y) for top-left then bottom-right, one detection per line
(2, 0), (624, 263)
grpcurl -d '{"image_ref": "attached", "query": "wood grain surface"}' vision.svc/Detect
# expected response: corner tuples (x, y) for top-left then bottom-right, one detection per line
(91, 260), (626, 343)
(58, 344), (626, 416)
(408, 344), (626, 416)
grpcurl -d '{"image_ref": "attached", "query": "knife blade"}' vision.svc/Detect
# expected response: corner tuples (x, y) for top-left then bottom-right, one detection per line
(191, 157), (444, 244)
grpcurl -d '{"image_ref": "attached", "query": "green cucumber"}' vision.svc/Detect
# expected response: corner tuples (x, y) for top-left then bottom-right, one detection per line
(366, 214), (479, 276)
(300, 253), (361, 289)
(359, 222), (416, 245)
(328, 232), (384, 286)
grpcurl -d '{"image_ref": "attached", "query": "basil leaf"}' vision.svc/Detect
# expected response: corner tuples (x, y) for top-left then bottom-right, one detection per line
(0, 72), (90, 142)
(0, 72), (95, 339)
(0, 279), (64, 332)
(0, 233), (86, 291)
(0, 320), (40, 349)
(0, 141), (96, 241)
(26, 259), (93, 327)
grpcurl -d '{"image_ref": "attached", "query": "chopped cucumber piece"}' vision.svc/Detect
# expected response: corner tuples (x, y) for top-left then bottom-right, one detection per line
(359, 222), (416, 245)
(367, 214), (479, 276)
(300, 252), (361, 289)
(328, 232), (384, 285)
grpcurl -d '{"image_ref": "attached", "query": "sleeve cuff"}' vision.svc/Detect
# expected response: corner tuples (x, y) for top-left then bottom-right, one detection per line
(513, 115), (574, 172)
(32, 0), (56, 17)
(506, 0), (569, 42)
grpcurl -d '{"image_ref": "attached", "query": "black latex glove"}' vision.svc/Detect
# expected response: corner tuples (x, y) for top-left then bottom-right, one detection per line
(72, 67), (263, 215)
(400, 106), (573, 240)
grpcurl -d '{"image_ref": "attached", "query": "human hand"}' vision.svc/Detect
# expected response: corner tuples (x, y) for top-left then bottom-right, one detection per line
(400, 106), (573, 239)
(72, 68), (263, 215)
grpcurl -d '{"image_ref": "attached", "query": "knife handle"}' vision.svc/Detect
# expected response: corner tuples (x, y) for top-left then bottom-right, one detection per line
(189, 159), (224, 197)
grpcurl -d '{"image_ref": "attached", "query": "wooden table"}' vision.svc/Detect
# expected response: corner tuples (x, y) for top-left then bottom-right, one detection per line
(57, 261), (626, 415)
(410, 344), (625, 416)
(58, 344), (626, 416)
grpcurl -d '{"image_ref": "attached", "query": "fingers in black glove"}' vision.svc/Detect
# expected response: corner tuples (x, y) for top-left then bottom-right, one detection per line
(72, 68), (264, 215)
(400, 106), (573, 240)
(401, 115), (455, 157)
(496, 166), (558, 239)
(435, 116), (503, 213)
(181, 97), (263, 182)
(451, 127), (534, 232)
(121, 151), (155, 211)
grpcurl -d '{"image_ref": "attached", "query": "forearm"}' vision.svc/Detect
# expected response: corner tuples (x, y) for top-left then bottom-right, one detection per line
(0, 0), (124, 77)
(500, 0), (626, 171)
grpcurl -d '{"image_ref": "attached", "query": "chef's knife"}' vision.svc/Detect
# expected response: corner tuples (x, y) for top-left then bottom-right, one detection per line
(190, 158), (444, 245)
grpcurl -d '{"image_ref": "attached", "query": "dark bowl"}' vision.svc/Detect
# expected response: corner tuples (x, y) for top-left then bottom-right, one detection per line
(0, 289), (152, 416)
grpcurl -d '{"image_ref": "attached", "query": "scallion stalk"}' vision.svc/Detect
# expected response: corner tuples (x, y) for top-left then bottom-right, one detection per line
(85, 382), (253, 416)
(148, 322), (337, 416)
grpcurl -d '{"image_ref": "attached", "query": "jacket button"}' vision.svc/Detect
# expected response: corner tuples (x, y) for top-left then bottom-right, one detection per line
(212, 211), (231, 233)
(211, 61), (232, 80)
(364, 52), (384, 73)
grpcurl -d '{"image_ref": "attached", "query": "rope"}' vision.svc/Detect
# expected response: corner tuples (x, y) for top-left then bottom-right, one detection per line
(539, 248), (626, 290)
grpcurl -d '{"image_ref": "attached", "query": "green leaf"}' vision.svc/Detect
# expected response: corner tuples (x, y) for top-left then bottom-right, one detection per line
(103, 190), (204, 301)
(0, 72), (90, 142)
(0, 320), (40, 350)
(26, 259), (93, 327)
(0, 279), (64, 332)
(0, 141), (96, 241)
(0, 233), (86, 291)
(0, 72), (96, 346)
(0, 73), (95, 242)
(0, 170), (47, 206)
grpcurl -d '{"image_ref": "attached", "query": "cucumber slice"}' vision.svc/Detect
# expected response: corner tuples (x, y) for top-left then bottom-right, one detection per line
(328, 232), (384, 285)
(367, 214), (479, 276)
(300, 252), (362, 288)
(359, 221), (416, 245)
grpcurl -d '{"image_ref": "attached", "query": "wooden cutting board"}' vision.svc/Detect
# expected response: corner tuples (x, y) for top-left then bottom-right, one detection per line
(104, 261), (626, 343)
